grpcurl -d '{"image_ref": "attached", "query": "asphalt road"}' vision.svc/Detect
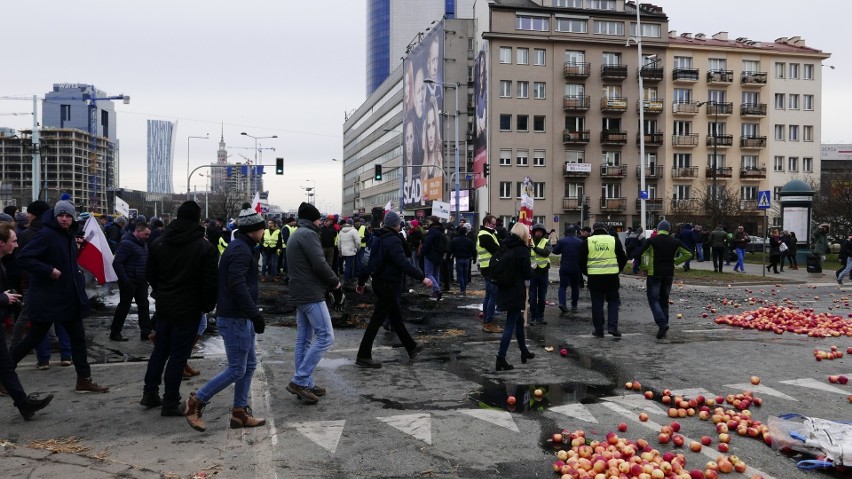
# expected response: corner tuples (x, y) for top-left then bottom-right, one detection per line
(1, 264), (849, 479)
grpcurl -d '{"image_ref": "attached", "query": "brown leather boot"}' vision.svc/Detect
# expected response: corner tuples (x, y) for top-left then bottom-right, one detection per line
(230, 406), (266, 429)
(183, 362), (200, 377)
(184, 392), (207, 432)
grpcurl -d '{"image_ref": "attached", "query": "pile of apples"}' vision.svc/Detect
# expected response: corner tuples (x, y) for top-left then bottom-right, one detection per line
(813, 345), (850, 361)
(713, 306), (852, 337)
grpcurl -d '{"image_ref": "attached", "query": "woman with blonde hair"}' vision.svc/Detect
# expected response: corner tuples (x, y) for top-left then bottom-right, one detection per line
(420, 96), (444, 200)
(495, 223), (533, 371)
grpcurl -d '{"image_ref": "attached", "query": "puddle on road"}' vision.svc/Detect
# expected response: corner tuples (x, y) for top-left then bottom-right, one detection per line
(472, 381), (617, 414)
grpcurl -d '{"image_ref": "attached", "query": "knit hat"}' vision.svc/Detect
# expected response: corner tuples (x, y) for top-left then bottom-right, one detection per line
(410, 219), (419, 229)
(53, 200), (76, 219)
(286, 216), (296, 224)
(565, 225), (577, 235)
(657, 220), (672, 232)
(383, 210), (402, 228)
(3, 206), (17, 216)
(136, 215), (147, 224)
(0, 213), (13, 223)
(532, 223), (547, 233)
(176, 201), (201, 222)
(592, 222), (607, 231)
(14, 212), (27, 226)
(346, 218), (353, 225)
(26, 200), (50, 218)
(238, 202), (265, 233)
(115, 216), (127, 225)
(298, 202), (321, 222)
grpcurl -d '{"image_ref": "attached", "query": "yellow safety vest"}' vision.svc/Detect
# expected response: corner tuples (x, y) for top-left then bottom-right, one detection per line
(476, 229), (499, 268)
(586, 235), (619, 275)
(531, 237), (550, 269)
(358, 225), (367, 247)
(283, 224), (296, 248)
(217, 236), (228, 255)
(263, 229), (280, 248)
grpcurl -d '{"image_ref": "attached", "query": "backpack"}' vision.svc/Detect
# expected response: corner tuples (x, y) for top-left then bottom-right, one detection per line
(488, 245), (516, 287)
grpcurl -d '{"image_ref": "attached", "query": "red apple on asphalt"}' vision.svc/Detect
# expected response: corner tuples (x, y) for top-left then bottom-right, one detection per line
(506, 395), (516, 405)
(750, 376), (760, 385)
(618, 422), (628, 432)
(690, 469), (705, 479)
(552, 433), (563, 443)
(700, 436), (712, 446)
(560, 348), (568, 357)
(717, 443), (730, 453)
(829, 375), (840, 384)
(672, 434), (685, 447)
(644, 390), (654, 400)
(639, 412), (649, 422)
(658, 433), (671, 445)
(670, 421), (681, 432)
(689, 441), (702, 452)
(839, 375), (849, 385)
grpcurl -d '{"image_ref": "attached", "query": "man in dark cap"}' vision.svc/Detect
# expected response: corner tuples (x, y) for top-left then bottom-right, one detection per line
(579, 222), (627, 338)
(141, 201), (218, 416)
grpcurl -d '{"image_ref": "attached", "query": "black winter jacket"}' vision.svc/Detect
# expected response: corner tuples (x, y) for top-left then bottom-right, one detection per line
(113, 232), (148, 284)
(421, 223), (445, 264)
(450, 235), (476, 260)
(495, 234), (532, 311)
(358, 227), (425, 286)
(215, 232), (260, 319)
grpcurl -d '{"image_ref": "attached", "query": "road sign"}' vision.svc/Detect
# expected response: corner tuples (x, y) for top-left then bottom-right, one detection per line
(757, 190), (771, 210)
(639, 191), (649, 200)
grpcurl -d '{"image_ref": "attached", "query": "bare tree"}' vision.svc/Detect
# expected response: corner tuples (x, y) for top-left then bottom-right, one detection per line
(207, 188), (244, 222)
(811, 172), (852, 242)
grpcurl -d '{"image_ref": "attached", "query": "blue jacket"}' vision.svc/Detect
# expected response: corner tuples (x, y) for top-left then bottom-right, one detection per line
(17, 210), (90, 322)
(552, 235), (583, 273)
(678, 224), (696, 249)
(113, 232), (148, 284)
(216, 232), (260, 318)
(358, 227), (425, 286)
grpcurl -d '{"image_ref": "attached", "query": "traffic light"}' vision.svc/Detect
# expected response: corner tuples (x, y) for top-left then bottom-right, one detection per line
(275, 157), (284, 175)
(374, 164), (383, 181)
(582, 203), (590, 221)
(483, 164), (490, 178)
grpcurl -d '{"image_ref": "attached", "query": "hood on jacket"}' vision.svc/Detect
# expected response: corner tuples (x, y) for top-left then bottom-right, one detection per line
(162, 218), (205, 246)
(43, 209), (80, 236)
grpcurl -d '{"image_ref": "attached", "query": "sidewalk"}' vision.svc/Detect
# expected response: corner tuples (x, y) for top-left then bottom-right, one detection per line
(679, 252), (838, 283)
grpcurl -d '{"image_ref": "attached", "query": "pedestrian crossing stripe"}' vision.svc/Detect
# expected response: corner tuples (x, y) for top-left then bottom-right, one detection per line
(289, 420), (346, 454)
(549, 403), (598, 423)
(723, 383), (798, 401)
(757, 190), (771, 209)
(779, 378), (851, 395)
(459, 409), (520, 432)
(377, 413), (433, 444)
(602, 393), (665, 414)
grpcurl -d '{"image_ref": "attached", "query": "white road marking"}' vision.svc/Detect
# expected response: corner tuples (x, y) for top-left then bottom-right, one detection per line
(778, 378), (851, 396)
(289, 420), (346, 454)
(668, 387), (715, 399)
(377, 413), (433, 444)
(549, 403), (598, 423)
(723, 383), (798, 401)
(601, 394), (665, 415)
(459, 409), (519, 432)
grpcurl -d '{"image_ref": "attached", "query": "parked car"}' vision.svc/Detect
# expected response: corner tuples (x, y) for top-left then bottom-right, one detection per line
(744, 235), (767, 253)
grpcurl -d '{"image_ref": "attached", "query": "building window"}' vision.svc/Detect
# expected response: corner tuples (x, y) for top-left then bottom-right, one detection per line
(517, 114), (529, 131)
(588, 0), (616, 10)
(533, 182), (545, 199)
(803, 125), (814, 142)
(774, 125), (785, 141)
(803, 64), (814, 80)
(565, 150), (584, 163)
(673, 56), (693, 69)
(707, 153), (726, 168)
(516, 149), (529, 166)
(554, 0), (583, 6)
(517, 48), (529, 65)
(803, 157), (813, 172)
(499, 181), (512, 198)
(602, 183), (621, 199)
(555, 18), (588, 33)
(499, 114), (511, 131)
(533, 82), (546, 99)
(742, 60), (759, 73)
(673, 153), (692, 168)
(741, 155), (758, 170)
(533, 115), (546, 132)
(593, 20), (624, 36)
(788, 94), (799, 110)
(773, 156), (784, 172)
(517, 81), (529, 99)
(516, 15), (550, 32)
(741, 186), (757, 200)
(773, 186), (783, 201)
(788, 125), (799, 141)
(499, 47), (512, 64)
(499, 149), (511, 166)
(774, 93), (785, 110)
(602, 151), (621, 166)
(775, 62), (785, 79)
(499, 80), (512, 98)
(602, 52), (622, 66)
(673, 88), (692, 103)
(674, 185), (691, 200)
(788, 157), (798, 171)
(789, 63), (799, 79)
(533, 48), (546, 66)
(803, 94), (814, 110)
(630, 22), (661, 37)
(533, 150), (545, 167)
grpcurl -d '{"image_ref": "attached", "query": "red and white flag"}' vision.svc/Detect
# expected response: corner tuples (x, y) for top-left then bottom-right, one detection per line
(384, 200), (393, 213)
(252, 191), (262, 213)
(78, 215), (118, 285)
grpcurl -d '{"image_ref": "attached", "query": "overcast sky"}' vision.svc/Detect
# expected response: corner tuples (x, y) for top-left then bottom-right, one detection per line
(1, 1), (847, 213)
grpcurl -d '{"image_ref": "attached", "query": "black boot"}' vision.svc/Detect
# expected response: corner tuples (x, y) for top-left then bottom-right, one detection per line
(520, 350), (535, 364)
(161, 401), (184, 417)
(496, 356), (514, 371)
(18, 394), (54, 420)
(140, 392), (162, 408)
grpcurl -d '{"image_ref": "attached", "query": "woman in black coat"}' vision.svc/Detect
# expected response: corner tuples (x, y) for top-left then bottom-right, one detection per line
(496, 223), (533, 371)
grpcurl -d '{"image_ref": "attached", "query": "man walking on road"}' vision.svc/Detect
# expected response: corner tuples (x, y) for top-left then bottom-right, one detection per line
(708, 225), (728, 273)
(731, 225), (751, 273)
(285, 202), (342, 404)
(110, 221), (152, 341)
(579, 222), (627, 338)
(637, 221), (692, 339)
(553, 225), (583, 314)
(528, 223), (551, 326)
(261, 220), (281, 282)
(477, 215), (503, 333)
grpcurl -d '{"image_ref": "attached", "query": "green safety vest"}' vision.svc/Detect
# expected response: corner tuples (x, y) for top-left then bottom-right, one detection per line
(283, 224), (296, 248)
(586, 235), (619, 275)
(476, 229), (499, 268)
(358, 225), (367, 247)
(263, 229), (280, 248)
(531, 237), (550, 269)
(217, 236), (228, 255)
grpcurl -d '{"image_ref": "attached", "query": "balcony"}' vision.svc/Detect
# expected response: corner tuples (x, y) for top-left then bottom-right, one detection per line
(600, 130), (628, 145)
(670, 198), (699, 212)
(638, 99), (664, 114)
(740, 166), (767, 180)
(671, 133), (699, 147)
(706, 70), (734, 84)
(563, 62), (591, 79)
(563, 95), (591, 111)
(739, 200), (758, 211)
(600, 164), (627, 178)
(740, 72), (767, 87)
(600, 97), (628, 112)
(740, 103), (767, 117)
(562, 129), (591, 145)
(600, 197), (627, 211)
(637, 198), (664, 211)
(706, 102), (733, 116)
(601, 64), (628, 81)
(562, 196), (589, 211)
(672, 68), (700, 82)
(705, 166), (733, 179)
(706, 134), (733, 147)
(671, 166), (698, 179)
(639, 66), (664, 82)
(636, 131), (664, 146)
(563, 161), (592, 177)
(672, 101), (699, 115)
(636, 164), (663, 179)
(740, 136), (767, 149)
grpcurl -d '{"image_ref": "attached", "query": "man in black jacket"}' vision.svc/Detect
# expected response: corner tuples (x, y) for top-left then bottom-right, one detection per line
(141, 201), (218, 416)
(579, 222), (627, 338)
(636, 221), (692, 339)
(110, 222), (152, 341)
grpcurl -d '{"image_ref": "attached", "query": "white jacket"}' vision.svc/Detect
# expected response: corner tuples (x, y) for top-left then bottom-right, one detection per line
(338, 225), (361, 257)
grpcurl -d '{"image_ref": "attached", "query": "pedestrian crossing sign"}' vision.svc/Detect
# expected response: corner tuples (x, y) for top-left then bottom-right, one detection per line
(757, 190), (771, 210)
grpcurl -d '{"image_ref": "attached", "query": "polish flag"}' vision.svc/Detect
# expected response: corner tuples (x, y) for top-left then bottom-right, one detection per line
(77, 216), (118, 285)
(252, 191), (262, 213)
(384, 200), (393, 213)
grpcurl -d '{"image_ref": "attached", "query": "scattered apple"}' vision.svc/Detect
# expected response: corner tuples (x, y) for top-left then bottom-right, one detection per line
(700, 436), (712, 446)
(839, 375), (849, 385)
(559, 348), (568, 357)
(750, 376), (760, 385)
(506, 395), (516, 405)
(618, 422), (628, 432)
(677, 313), (683, 319)
(670, 421), (681, 432)
(639, 412), (649, 422)
(644, 390), (654, 400)
(717, 442), (730, 453)
(689, 441), (702, 452)
(534, 388), (543, 398)
(552, 433), (563, 443)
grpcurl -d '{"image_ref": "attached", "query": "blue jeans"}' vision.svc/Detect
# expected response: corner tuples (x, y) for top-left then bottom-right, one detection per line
(343, 256), (356, 282)
(735, 247), (746, 272)
(195, 316), (257, 407)
(424, 258), (441, 295)
(558, 269), (581, 308)
(528, 271), (548, 320)
(354, 248), (365, 278)
(262, 250), (279, 277)
(482, 278), (498, 324)
(589, 287), (620, 334)
(497, 309), (528, 359)
(646, 276), (673, 327)
(696, 243), (704, 261)
(839, 258), (852, 281)
(36, 322), (71, 363)
(455, 258), (470, 293)
(291, 302), (334, 389)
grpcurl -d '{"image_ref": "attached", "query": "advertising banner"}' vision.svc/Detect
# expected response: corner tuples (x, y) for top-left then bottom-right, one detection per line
(402, 22), (444, 208)
(473, 40), (488, 189)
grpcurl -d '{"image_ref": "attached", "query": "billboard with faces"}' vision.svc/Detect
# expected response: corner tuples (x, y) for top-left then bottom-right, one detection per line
(402, 22), (444, 208)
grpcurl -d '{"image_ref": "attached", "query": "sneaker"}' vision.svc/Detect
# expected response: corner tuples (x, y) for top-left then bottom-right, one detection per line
(407, 343), (425, 360)
(60, 358), (72, 367)
(558, 305), (568, 314)
(656, 325), (670, 339)
(286, 381), (319, 403)
(309, 385), (327, 397)
(482, 323), (503, 333)
(355, 357), (382, 369)
(18, 394), (54, 421)
(75, 377), (109, 393)
(37, 362), (49, 370)
(140, 392), (162, 408)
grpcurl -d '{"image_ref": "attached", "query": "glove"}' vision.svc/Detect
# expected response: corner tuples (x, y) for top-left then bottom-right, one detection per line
(330, 288), (345, 312)
(250, 313), (265, 334)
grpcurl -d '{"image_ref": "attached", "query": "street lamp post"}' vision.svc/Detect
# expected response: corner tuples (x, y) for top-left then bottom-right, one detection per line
(626, 5), (653, 233)
(382, 128), (404, 214)
(697, 101), (719, 224)
(187, 134), (209, 198)
(423, 79), (461, 226)
(240, 132), (278, 196)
